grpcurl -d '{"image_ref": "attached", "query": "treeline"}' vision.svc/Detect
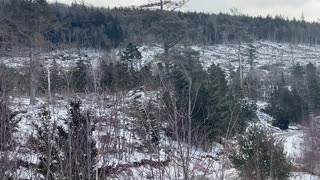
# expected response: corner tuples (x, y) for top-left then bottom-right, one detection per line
(1, 0), (320, 54)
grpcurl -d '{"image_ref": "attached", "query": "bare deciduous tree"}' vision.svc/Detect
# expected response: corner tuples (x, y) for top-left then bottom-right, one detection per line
(302, 114), (320, 175)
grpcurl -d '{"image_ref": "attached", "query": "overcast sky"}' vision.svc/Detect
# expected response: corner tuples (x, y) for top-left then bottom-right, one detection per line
(49, 0), (320, 22)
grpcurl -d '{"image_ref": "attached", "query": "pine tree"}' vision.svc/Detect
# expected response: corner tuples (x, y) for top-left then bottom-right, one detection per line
(38, 65), (49, 95)
(163, 49), (209, 143)
(230, 126), (291, 180)
(306, 62), (320, 112)
(100, 60), (114, 91)
(31, 101), (97, 179)
(244, 43), (258, 70)
(291, 63), (305, 96)
(50, 59), (62, 94)
(62, 101), (97, 179)
(72, 60), (90, 93)
(139, 64), (154, 88)
(31, 108), (61, 179)
(266, 73), (306, 129)
(206, 63), (231, 139)
(121, 43), (142, 69)
(113, 62), (130, 90)
(235, 99), (257, 134)
(229, 68), (242, 99)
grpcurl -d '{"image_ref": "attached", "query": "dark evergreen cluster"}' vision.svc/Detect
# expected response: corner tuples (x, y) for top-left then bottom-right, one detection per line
(160, 49), (257, 145)
(1, 0), (320, 53)
(30, 101), (97, 179)
(264, 63), (320, 129)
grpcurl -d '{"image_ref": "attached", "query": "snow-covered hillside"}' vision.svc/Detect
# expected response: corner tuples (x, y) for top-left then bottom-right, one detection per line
(2, 41), (320, 179)
(9, 91), (238, 179)
(2, 41), (320, 72)
(6, 92), (319, 180)
(141, 41), (320, 72)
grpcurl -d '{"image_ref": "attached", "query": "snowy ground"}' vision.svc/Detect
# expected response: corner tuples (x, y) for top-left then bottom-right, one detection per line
(6, 93), (319, 179)
(8, 92), (237, 179)
(3, 41), (320, 179)
(2, 40), (320, 72)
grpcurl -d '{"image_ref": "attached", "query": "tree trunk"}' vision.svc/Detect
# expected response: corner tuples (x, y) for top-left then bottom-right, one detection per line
(47, 66), (52, 101)
(30, 46), (36, 105)
(238, 40), (243, 89)
(160, 0), (163, 10)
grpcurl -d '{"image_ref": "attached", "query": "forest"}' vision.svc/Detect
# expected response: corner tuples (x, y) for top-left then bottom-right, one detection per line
(0, 0), (320, 179)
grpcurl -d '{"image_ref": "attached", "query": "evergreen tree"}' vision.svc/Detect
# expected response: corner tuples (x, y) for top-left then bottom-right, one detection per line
(229, 68), (243, 99)
(206, 63), (231, 139)
(163, 49), (209, 143)
(31, 101), (97, 179)
(266, 74), (290, 129)
(106, 15), (123, 47)
(230, 126), (291, 180)
(31, 108), (61, 179)
(306, 62), (320, 112)
(244, 43), (258, 70)
(72, 60), (90, 93)
(121, 43), (142, 69)
(291, 63), (305, 96)
(113, 62), (130, 90)
(139, 64), (154, 88)
(100, 60), (114, 91)
(61, 101), (97, 179)
(50, 59), (62, 94)
(266, 73), (306, 129)
(38, 65), (49, 95)
(234, 99), (257, 134)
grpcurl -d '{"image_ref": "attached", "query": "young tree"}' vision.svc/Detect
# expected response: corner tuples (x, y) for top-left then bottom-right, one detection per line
(291, 63), (305, 96)
(230, 126), (291, 180)
(206, 63), (231, 140)
(50, 59), (62, 95)
(31, 101), (98, 179)
(121, 42), (142, 69)
(72, 60), (91, 93)
(100, 60), (114, 91)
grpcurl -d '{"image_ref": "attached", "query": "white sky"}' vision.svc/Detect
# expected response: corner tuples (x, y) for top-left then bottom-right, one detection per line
(49, 0), (320, 22)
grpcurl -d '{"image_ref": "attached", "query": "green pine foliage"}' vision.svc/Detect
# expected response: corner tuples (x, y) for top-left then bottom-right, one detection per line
(121, 43), (142, 69)
(230, 126), (291, 180)
(265, 73), (308, 129)
(3, 0), (320, 49)
(31, 101), (97, 179)
(206, 63), (231, 139)
(72, 60), (91, 93)
(50, 59), (62, 94)
(162, 50), (255, 143)
(306, 63), (320, 112)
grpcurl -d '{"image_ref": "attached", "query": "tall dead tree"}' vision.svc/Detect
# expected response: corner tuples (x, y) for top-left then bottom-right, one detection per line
(230, 8), (249, 90)
(1, 0), (55, 105)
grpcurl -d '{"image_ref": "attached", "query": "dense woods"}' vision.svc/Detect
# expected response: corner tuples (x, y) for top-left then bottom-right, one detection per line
(1, 0), (320, 54)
